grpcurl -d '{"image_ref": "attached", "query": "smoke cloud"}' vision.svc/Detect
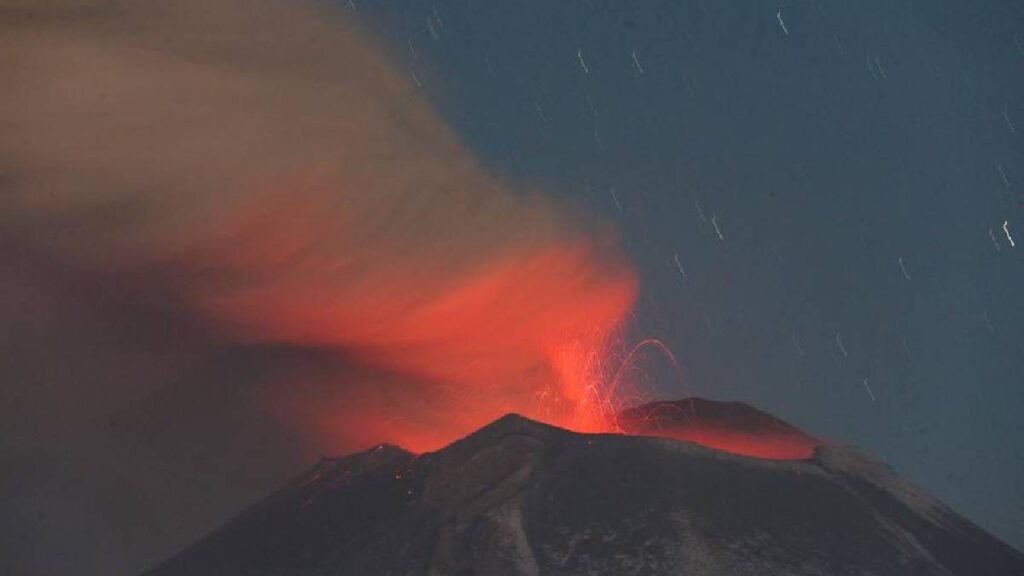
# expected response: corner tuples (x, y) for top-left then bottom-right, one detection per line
(0, 1), (635, 573)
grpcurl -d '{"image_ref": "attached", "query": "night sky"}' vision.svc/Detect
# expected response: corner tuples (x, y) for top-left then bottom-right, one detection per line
(2, 1), (1023, 575)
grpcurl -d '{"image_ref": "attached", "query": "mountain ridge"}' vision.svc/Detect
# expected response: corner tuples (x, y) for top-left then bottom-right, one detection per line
(144, 400), (1024, 575)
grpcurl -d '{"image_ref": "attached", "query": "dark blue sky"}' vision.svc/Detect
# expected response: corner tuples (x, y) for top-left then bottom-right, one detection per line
(355, 0), (1024, 549)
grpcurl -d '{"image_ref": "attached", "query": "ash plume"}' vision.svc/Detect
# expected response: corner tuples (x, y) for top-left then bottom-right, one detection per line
(0, 1), (635, 574)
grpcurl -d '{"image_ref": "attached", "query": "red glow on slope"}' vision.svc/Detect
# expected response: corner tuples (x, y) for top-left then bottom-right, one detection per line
(618, 399), (821, 460)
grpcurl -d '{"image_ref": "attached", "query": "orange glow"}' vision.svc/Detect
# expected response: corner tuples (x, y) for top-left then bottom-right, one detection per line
(188, 193), (819, 461)
(189, 193), (642, 454)
(159, 174), (816, 461)
(210, 205), (817, 460)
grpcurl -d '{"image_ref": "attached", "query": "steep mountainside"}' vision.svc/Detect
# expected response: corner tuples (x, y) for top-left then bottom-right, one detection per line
(145, 402), (1024, 575)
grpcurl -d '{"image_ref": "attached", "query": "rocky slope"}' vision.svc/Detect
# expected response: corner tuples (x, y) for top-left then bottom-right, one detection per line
(144, 401), (1024, 575)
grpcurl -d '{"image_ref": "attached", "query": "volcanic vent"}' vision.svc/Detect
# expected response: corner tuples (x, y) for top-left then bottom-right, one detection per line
(145, 401), (1023, 576)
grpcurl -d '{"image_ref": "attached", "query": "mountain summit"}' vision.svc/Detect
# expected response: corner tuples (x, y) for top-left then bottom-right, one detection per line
(145, 400), (1023, 575)
(618, 398), (821, 459)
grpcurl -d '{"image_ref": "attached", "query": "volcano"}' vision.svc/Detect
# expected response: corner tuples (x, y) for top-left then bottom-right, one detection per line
(144, 399), (1023, 576)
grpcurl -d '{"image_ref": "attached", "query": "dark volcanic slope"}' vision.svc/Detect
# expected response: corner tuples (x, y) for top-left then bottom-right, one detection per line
(145, 414), (1024, 576)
